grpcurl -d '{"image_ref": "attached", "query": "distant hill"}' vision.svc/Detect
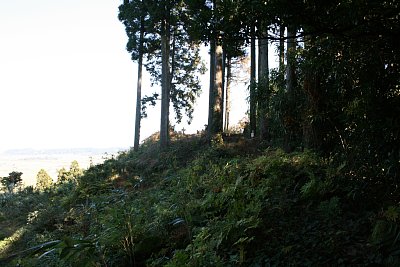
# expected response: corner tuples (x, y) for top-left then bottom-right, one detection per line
(2, 147), (126, 156)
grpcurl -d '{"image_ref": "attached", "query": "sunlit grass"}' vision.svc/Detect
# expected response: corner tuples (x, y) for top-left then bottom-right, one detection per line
(0, 226), (27, 257)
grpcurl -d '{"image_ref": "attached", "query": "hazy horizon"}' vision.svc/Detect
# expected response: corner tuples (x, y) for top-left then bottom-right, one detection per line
(0, 146), (127, 154)
(0, 146), (122, 187)
(0, 0), (152, 151)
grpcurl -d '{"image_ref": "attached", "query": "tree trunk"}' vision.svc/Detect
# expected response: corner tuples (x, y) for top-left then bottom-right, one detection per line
(224, 56), (232, 132)
(214, 43), (224, 133)
(284, 25), (297, 152)
(258, 29), (269, 141)
(160, 17), (170, 148)
(221, 50), (226, 132)
(286, 26), (296, 96)
(302, 68), (321, 149)
(279, 25), (285, 73)
(302, 36), (322, 150)
(207, 40), (216, 139)
(134, 16), (145, 152)
(249, 25), (257, 138)
(207, 40), (224, 139)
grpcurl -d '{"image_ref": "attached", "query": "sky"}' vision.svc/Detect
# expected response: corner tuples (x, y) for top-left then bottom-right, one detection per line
(0, 0), (273, 152)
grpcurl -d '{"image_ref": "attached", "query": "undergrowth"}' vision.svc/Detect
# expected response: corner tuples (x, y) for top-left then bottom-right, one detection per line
(0, 134), (398, 266)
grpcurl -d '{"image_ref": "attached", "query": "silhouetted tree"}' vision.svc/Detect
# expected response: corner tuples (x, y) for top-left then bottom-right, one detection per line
(1, 171), (23, 193)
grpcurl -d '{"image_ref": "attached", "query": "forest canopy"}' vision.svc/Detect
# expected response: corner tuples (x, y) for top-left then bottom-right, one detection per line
(119, 0), (399, 179)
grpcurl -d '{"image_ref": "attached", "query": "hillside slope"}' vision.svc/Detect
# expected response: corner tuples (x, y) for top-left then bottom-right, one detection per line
(0, 134), (397, 266)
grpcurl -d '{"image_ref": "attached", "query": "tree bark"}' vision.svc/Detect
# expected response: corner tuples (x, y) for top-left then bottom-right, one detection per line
(215, 43), (224, 132)
(221, 50), (226, 132)
(207, 40), (224, 139)
(258, 29), (269, 141)
(224, 56), (232, 132)
(279, 25), (285, 73)
(284, 25), (297, 152)
(134, 16), (145, 152)
(249, 25), (257, 138)
(302, 36), (322, 150)
(286, 26), (296, 97)
(207, 40), (216, 139)
(160, 16), (170, 148)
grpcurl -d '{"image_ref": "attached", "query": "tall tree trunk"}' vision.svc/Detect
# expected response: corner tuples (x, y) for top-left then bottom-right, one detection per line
(279, 25), (285, 73)
(302, 68), (320, 149)
(224, 55), (232, 132)
(249, 25), (257, 138)
(215, 43), (224, 132)
(134, 16), (145, 152)
(207, 40), (216, 139)
(258, 28), (269, 141)
(160, 17), (170, 148)
(284, 25), (297, 152)
(286, 26), (296, 96)
(221, 49), (226, 132)
(208, 0), (223, 140)
(302, 36), (322, 150)
(207, 40), (224, 139)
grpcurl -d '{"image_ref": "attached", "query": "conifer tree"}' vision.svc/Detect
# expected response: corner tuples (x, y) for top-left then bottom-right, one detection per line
(120, 0), (205, 148)
(119, 0), (153, 151)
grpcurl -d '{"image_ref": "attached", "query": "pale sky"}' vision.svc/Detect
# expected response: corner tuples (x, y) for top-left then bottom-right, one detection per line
(0, 0), (264, 152)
